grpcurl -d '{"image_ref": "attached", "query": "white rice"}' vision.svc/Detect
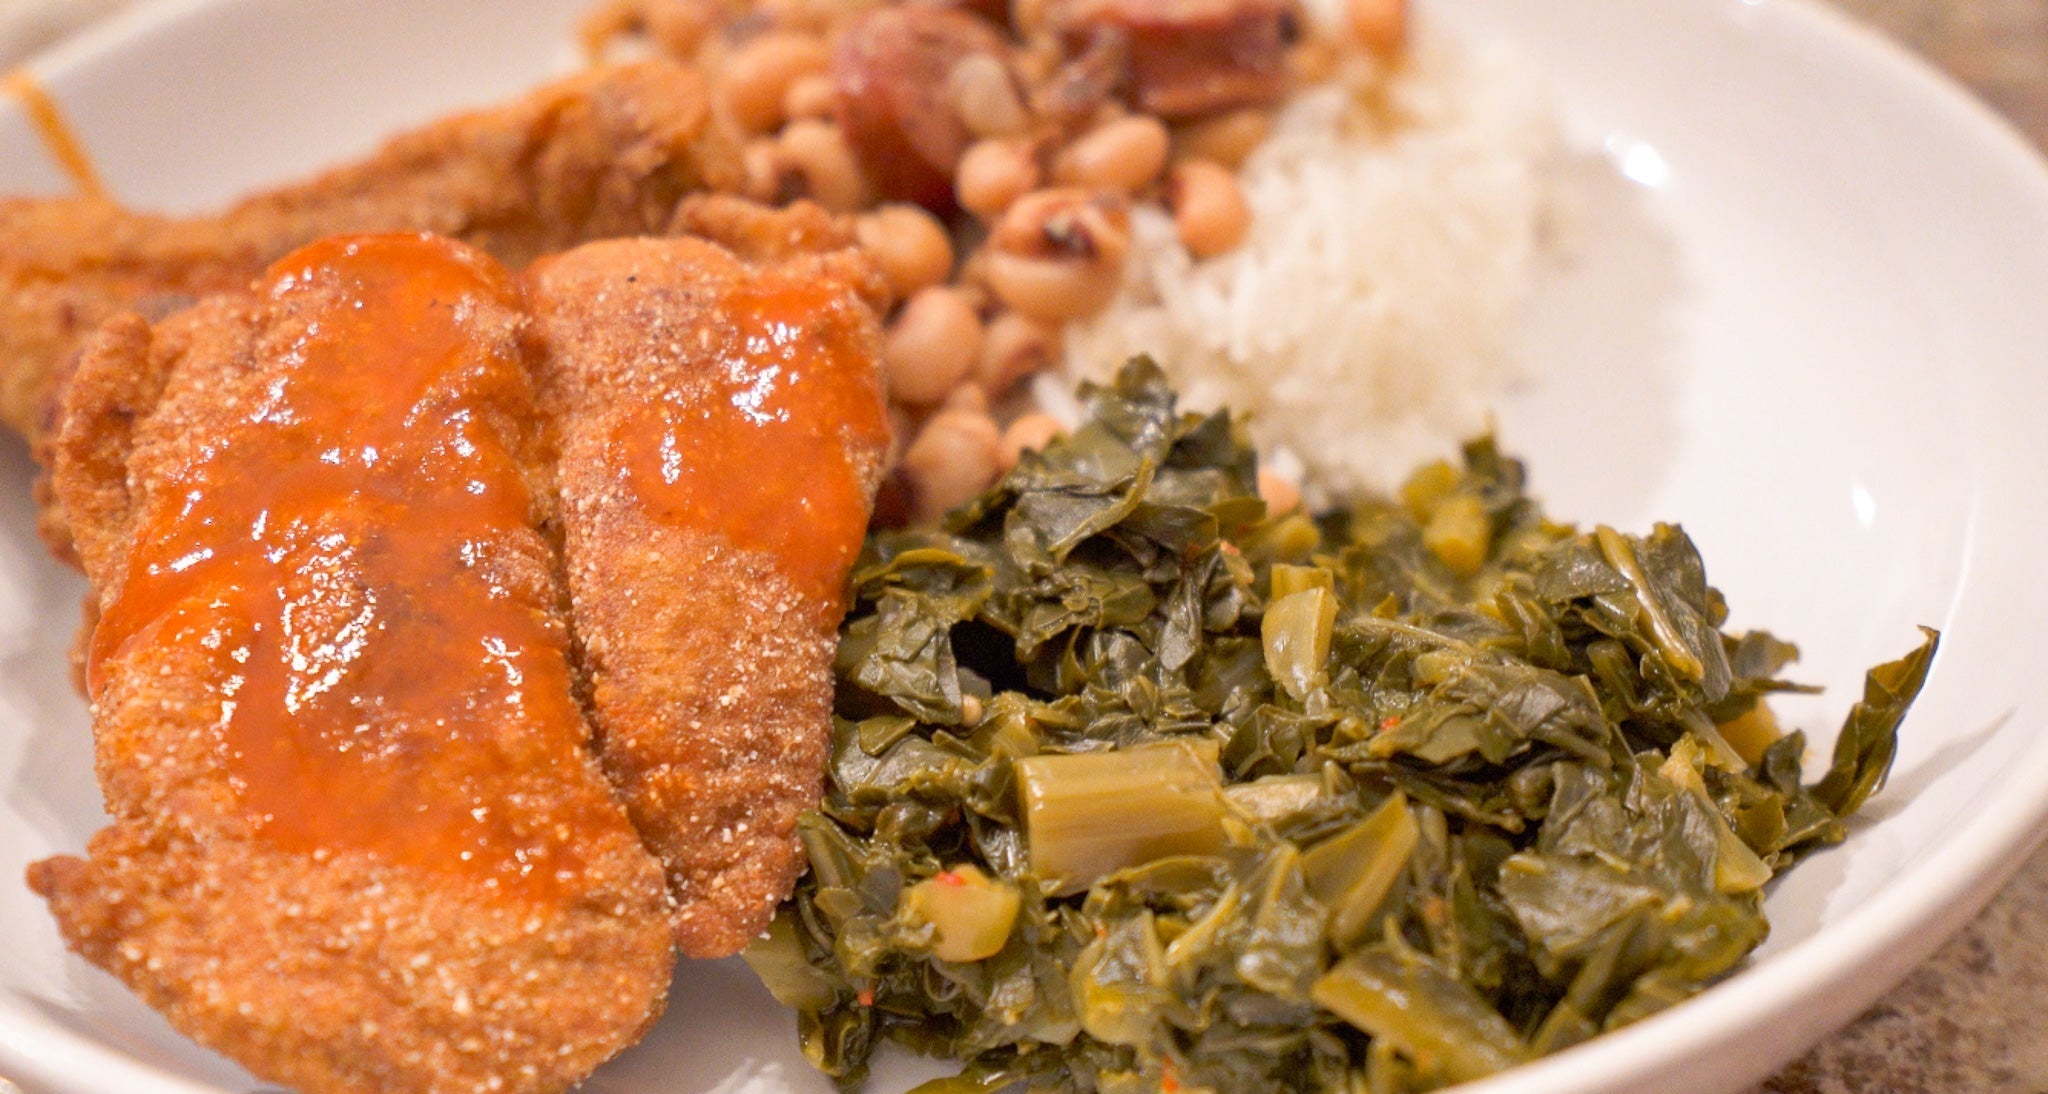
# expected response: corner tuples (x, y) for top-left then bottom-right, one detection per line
(1056, 26), (1564, 501)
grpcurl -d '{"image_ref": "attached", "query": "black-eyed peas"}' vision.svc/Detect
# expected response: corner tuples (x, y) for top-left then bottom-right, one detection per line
(589, 0), (1406, 524)
(885, 286), (985, 406)
(998, 412), (1067, 470)
(1257, 467), (1303, 515)
(1287, 36), (1342, 86)
(974, 311), (1061, 397)
(939, 382), (990, 415)
(949, 53), (1032, 140)
(956, 138), (1042, 220)
(782, 72), (839, 122)
(983, 189), (1132, 322)
(776, 119), (869, 212)
(885, 402), (917, 469)
(855, 204), (956, 300)
(1052, 115), (1171, 194)
(1009, 0), (1052, 38)
(1166, 159), (1252, 259)
(903, 407), (1004, 524)
(740, 136), (789, 203)
(718, 32), (832, 134)
(1174, 109), (1274, 170)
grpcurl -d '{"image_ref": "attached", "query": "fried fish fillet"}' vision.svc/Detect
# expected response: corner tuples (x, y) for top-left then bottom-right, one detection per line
(0, 56), (729, 447)
(30, 234), (677, 1094)
(528, 198), (890, 956)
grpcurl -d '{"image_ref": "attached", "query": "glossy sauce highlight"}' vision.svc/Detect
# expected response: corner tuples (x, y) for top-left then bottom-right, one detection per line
(89, 235), (598, 898)
(620, 279), (887, 616)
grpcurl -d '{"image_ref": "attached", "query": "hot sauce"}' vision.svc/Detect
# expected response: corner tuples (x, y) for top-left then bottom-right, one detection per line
(618, 277), (889, 616)
(87, 235), (601, 898)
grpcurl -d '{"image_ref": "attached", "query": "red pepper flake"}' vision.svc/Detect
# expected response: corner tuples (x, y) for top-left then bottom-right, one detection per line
(856, 987), (875, 1007)
(933, 870), (965, 887)
(1161, 1060), (1182, 1094)
(1379, 715), (1401, 731)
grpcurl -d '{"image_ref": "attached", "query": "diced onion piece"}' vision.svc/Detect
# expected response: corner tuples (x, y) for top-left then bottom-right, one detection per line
(902, 864), (1022, 962)
(1424, 494), (1491, 577)
(1399, 459), (1460, 520)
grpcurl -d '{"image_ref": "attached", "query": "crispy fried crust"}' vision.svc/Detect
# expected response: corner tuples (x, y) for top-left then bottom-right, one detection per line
(32, 237), (678, 1094)
(527, 207), (889, 956)
(0, 57), (729, 447)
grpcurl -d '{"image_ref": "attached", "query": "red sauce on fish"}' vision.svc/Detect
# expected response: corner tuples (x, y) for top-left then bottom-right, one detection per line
(618, 277), (887, 617)
(87, 235), (599, 898)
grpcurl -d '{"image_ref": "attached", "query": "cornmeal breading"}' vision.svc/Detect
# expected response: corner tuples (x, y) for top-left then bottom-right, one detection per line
(30, 216), (891, 1093)
(528, 201), (889, 955)
(33, 235), (679, 1094)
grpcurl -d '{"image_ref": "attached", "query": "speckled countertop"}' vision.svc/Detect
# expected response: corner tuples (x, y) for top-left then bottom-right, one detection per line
(1759, 4), (2048, 1091)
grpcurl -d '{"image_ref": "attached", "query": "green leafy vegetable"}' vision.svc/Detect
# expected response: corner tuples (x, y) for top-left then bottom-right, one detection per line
(761, 359), (1939, 1092)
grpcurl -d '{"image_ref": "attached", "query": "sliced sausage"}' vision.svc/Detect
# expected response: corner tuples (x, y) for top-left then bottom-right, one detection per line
(1053, 0), (1297, 118)
(833, 5), (1015, 210)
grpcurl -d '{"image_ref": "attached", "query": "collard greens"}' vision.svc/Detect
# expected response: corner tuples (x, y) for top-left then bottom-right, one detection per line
(751, 360), (1938, 1093)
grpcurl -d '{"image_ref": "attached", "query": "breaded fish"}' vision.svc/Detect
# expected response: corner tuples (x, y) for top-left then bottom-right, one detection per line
(0, 57), (727, 447)
(31, 234), (678, 1094)
(527, 199), (890, 956)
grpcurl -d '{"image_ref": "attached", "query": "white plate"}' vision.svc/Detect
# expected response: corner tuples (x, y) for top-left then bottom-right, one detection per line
(3, 1), (2047, 1091)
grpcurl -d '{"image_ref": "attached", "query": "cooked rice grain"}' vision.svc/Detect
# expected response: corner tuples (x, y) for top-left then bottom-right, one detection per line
(1059, 29), (1563, 500)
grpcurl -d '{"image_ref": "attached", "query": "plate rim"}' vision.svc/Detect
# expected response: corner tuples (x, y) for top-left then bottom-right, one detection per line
(1455, 0), (2048, 1088)
(5, 0), (2048, 1091)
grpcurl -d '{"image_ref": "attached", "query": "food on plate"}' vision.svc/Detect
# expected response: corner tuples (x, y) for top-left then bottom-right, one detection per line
(30, 234), (678, 1094)
(527, 195), (891, 956)
(580, 0), (1462, 515)
(2, 0), (1528, 528)
(0, 1), (1902, 1091)
(1063, 26), (1563, 498)
(587, 0), (1303, 211)
(0, 57), (721, 448)
(747, 361), (1938, 1092)
(27, 209), (889, 1088)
